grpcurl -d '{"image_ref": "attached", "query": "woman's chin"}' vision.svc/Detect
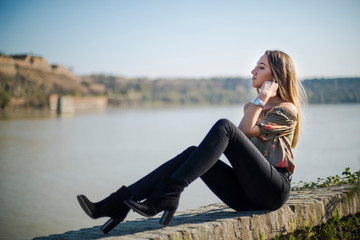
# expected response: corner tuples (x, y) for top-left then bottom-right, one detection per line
(251, 83), (259, 89)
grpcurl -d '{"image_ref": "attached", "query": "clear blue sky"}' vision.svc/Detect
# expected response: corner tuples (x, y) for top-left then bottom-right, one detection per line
(1, 0), (359, 79)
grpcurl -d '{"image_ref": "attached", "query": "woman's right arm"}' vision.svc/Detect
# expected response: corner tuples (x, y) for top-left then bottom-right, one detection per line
(238, 101), (263, 138)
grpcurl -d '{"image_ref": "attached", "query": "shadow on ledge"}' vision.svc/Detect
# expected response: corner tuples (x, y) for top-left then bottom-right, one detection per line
(34, 204), (269, 240)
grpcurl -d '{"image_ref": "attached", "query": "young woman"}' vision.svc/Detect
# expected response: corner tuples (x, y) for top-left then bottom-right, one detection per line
(77, 50), (306, 234)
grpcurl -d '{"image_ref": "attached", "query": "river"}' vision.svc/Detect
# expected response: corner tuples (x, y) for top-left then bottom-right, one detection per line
(0, 104), (359, 240)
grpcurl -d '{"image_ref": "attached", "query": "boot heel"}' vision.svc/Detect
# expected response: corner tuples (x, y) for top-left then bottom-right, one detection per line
(159, 209), (176, 226)
(100, 218), (120, 234)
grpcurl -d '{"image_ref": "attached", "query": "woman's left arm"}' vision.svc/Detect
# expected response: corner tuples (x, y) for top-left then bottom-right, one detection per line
(238, 81), (278, 138)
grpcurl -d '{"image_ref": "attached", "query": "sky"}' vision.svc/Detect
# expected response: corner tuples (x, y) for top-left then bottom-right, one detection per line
(0, 0), (359, 79)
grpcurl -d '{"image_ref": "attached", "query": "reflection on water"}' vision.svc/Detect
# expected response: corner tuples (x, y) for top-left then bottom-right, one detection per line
(0, 108), (108, 121)
(0, 109), (54, 120)
(0, 105), (359, 240)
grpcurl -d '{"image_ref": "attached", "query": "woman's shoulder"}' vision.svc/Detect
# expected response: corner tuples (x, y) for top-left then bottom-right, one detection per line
(264, 101), (297, 119)
(276, 102), (297, 116)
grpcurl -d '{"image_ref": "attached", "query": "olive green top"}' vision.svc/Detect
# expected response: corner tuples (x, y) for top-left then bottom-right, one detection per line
(250, 106), (297, 174)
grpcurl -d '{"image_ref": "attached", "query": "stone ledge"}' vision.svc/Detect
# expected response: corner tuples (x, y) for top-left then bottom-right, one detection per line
(34, 184), (360, 240)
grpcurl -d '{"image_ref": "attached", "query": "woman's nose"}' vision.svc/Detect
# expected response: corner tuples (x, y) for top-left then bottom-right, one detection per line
(251, 68), (256, 75)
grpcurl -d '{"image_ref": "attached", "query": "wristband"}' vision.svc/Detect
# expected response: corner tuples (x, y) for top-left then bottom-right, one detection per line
(252, 98), (265, 108)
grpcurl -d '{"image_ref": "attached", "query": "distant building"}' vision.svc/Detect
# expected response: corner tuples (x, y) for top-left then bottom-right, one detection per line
(7, 54), (80, 80)
(51, 64), (68, 74)
(10, 54), (51, 71)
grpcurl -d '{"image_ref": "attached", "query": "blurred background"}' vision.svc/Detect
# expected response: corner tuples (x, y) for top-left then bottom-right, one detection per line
(0, 0), (359, 239)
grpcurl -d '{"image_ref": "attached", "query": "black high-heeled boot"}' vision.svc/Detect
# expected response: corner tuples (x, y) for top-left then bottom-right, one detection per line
(77, 186), (132, 234)
(124, 177), (184, 226)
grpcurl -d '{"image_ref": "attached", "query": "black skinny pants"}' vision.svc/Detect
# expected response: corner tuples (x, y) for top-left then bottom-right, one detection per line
(128, 118), (291, 211)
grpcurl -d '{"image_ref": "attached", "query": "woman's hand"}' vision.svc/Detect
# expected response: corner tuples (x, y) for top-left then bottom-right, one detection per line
(258, 81), (278, 102)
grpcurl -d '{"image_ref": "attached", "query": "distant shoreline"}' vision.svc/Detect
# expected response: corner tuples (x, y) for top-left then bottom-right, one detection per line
(1, 54), (360, 110)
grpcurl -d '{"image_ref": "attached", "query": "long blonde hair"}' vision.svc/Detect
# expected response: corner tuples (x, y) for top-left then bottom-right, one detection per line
(265, 50), (307, 148)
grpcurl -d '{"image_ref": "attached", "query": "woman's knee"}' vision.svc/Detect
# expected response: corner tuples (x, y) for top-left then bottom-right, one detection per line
(214, 118), (239, 134)
(215, 118), (233, 128)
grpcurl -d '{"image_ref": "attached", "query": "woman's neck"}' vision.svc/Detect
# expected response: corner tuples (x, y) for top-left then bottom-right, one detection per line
(264, 96), (284, 108)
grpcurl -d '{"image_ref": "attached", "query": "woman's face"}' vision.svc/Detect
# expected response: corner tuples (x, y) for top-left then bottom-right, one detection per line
(251, 54), (274, 89)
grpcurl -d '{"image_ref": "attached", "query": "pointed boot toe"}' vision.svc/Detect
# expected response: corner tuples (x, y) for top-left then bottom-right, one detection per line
(77, 195), (97, 219)
(77, 186), (133, 234)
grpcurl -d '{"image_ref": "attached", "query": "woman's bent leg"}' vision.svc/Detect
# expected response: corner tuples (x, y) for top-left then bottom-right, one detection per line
(171, 118), (290, 210)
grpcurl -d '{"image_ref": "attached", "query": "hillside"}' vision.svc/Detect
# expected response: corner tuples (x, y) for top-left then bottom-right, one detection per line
(0, 54), (90, 108)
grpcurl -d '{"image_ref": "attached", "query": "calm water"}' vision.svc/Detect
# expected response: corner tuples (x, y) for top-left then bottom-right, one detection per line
(0, 104), (359, 240)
